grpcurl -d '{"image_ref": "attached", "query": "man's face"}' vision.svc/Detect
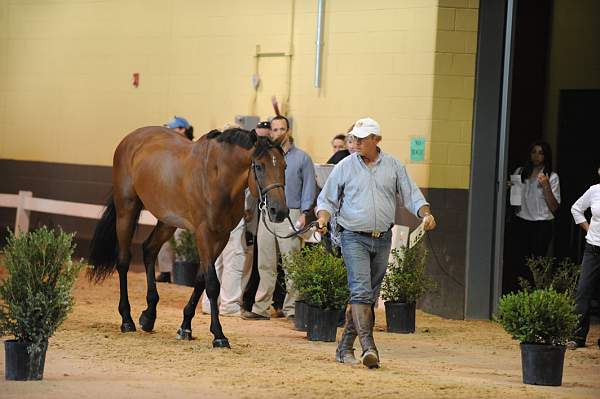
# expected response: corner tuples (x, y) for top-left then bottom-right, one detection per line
(356, 134), (380, 156)
(270, 119), (288, 141)
(332, 138), (346, 153)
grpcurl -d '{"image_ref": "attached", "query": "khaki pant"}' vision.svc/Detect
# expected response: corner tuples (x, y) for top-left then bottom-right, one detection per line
(252, 208), (302, 317)
(202, 219), (253, 315)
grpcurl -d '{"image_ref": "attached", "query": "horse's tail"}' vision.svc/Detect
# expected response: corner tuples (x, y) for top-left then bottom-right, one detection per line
(87, 195), (133, 283)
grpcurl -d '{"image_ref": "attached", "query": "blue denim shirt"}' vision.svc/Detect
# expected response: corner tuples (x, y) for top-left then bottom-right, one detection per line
(316, 151), (428, 232)
(284, 144), (317, 212)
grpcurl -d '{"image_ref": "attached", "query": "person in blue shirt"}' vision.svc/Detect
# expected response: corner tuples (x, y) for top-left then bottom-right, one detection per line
(165, 115), (194, 140)
(156, 115), (194, 283)
(242, 115), (317, 320)
(316, 117), (436, 368)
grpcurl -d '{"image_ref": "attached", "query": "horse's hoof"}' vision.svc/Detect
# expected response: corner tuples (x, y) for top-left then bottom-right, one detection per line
(176, 328), (193, 340)
(120, 321), (136, 333)
(213, 338), (230, 348)
(139, 311), (156, 332)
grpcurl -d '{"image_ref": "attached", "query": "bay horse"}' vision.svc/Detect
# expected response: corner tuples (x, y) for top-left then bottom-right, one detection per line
(87, 126), (288, 348)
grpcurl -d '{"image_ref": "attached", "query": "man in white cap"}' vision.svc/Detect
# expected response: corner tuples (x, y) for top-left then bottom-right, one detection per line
(316, 117), (436, 369)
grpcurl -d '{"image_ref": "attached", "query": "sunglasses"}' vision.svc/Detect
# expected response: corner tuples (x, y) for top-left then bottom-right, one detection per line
(348, 135), (374, 144)
(257, 121), (271, 129)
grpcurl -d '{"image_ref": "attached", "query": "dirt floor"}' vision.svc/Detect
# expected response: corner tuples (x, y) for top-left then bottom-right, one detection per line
(1, 270), (599, 399)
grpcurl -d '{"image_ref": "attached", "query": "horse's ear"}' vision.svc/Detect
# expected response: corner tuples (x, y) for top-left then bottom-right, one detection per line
(249, 129), (258, 143)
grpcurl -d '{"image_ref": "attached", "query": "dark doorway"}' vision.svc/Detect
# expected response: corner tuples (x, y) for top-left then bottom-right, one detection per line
(555, 90), (600, 262)
(501, 0), (553, 294)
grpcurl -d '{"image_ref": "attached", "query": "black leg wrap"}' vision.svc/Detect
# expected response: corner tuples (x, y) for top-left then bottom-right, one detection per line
(176, 328), (193, 340)
(121, 320), (136, 333)
(212, 338), (231, 348)
(139, 311), (156, 332)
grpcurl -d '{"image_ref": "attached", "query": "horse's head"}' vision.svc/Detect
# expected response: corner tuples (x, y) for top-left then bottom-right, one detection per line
(249, 135), (289, 223)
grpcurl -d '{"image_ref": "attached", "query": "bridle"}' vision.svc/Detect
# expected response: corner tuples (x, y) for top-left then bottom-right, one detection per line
(251, 158), (319, 240)
(252, 160), (284, 207)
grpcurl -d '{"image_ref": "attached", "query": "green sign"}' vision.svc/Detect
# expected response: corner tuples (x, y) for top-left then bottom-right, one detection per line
(410, 137), (426, 162)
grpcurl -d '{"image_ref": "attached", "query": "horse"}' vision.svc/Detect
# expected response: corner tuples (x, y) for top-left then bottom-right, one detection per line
(87, 126), (288, 348)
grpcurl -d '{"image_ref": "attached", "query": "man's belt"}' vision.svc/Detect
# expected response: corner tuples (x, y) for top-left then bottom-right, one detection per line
(339, 225), (393, 238)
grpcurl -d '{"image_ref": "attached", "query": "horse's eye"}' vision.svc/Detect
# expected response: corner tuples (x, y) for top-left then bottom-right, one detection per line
(255, 164), (263, 172)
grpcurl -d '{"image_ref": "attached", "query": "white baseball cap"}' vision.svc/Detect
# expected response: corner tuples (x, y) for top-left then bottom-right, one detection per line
(350, 117), (381, 138)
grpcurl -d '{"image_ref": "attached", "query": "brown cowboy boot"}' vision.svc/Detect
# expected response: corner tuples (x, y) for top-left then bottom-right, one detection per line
(335, 305), (360, 365)
(352, 303), (380, 369)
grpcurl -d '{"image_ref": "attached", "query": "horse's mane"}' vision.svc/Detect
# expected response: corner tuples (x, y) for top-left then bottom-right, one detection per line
(207, 128), (283, 157)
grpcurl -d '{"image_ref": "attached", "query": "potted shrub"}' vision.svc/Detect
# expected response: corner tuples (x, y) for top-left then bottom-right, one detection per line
(171, 230), (200, 287)
(381, 242), (433, 333)
(495, 288), (579, 386)
(285, 244), (349, 342)
(0, 227), (81, 380)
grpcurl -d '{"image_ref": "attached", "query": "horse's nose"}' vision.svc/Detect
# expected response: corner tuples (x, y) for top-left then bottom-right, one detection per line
(269, 204), (289, 223)
(275, 207), (289, 223)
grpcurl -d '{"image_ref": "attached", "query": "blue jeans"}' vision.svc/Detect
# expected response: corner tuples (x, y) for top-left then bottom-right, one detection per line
(340, 229), (392, 304)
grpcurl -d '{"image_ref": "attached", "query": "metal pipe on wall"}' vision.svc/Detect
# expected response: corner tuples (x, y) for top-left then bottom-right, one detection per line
(314, 0), (325, 88)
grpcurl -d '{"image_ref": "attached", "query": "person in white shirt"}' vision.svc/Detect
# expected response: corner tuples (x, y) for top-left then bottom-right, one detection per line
(509, 141), (560, 290)
(569, 168), (600, 349)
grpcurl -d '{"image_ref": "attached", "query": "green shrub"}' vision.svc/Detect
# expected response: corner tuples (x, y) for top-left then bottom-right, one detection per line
(171, 230), (199, 263)
(519, 256), (580, 296)
(381, 242), (433, 304)
(284, 243), (349, 310)
(0, 227), (82, 353)
(495, 288), (578, 345)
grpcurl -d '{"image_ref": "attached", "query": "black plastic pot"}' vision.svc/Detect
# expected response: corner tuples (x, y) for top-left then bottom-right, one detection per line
(172, 261), (199, 287)
(305, 305), (340, 342)
(294, 301), (307, 331)
(520, 343), (566, 386)
(4, 339), (48, 381)
(384, 301), (416, 333)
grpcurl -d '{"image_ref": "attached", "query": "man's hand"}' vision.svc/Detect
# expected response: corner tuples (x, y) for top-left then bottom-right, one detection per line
(295, 213), (306, 230)
(423, 214), (436, 231)
(316, 210), (330, 235)
(418, 206), (436, 231)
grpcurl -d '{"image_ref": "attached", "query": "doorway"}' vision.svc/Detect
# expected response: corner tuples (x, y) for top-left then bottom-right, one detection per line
(555, 90), (600, 262)
(500, 0), (553, 294)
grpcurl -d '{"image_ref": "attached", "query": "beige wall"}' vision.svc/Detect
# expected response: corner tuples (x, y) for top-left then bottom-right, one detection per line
(0, 0), (478, 189)
(544, 0), (600, 152)
(0, 0), (8, 159)
(430, 0), (477, 188)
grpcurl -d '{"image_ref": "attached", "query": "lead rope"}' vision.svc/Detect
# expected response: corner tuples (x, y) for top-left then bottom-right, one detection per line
(258, 202), (319, 239)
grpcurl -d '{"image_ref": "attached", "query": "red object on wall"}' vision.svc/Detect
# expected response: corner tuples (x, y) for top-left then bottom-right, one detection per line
(132, 73), (140, 88)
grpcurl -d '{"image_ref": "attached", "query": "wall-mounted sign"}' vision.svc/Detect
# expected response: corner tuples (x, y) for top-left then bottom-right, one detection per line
(410, 137), (426, 162)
